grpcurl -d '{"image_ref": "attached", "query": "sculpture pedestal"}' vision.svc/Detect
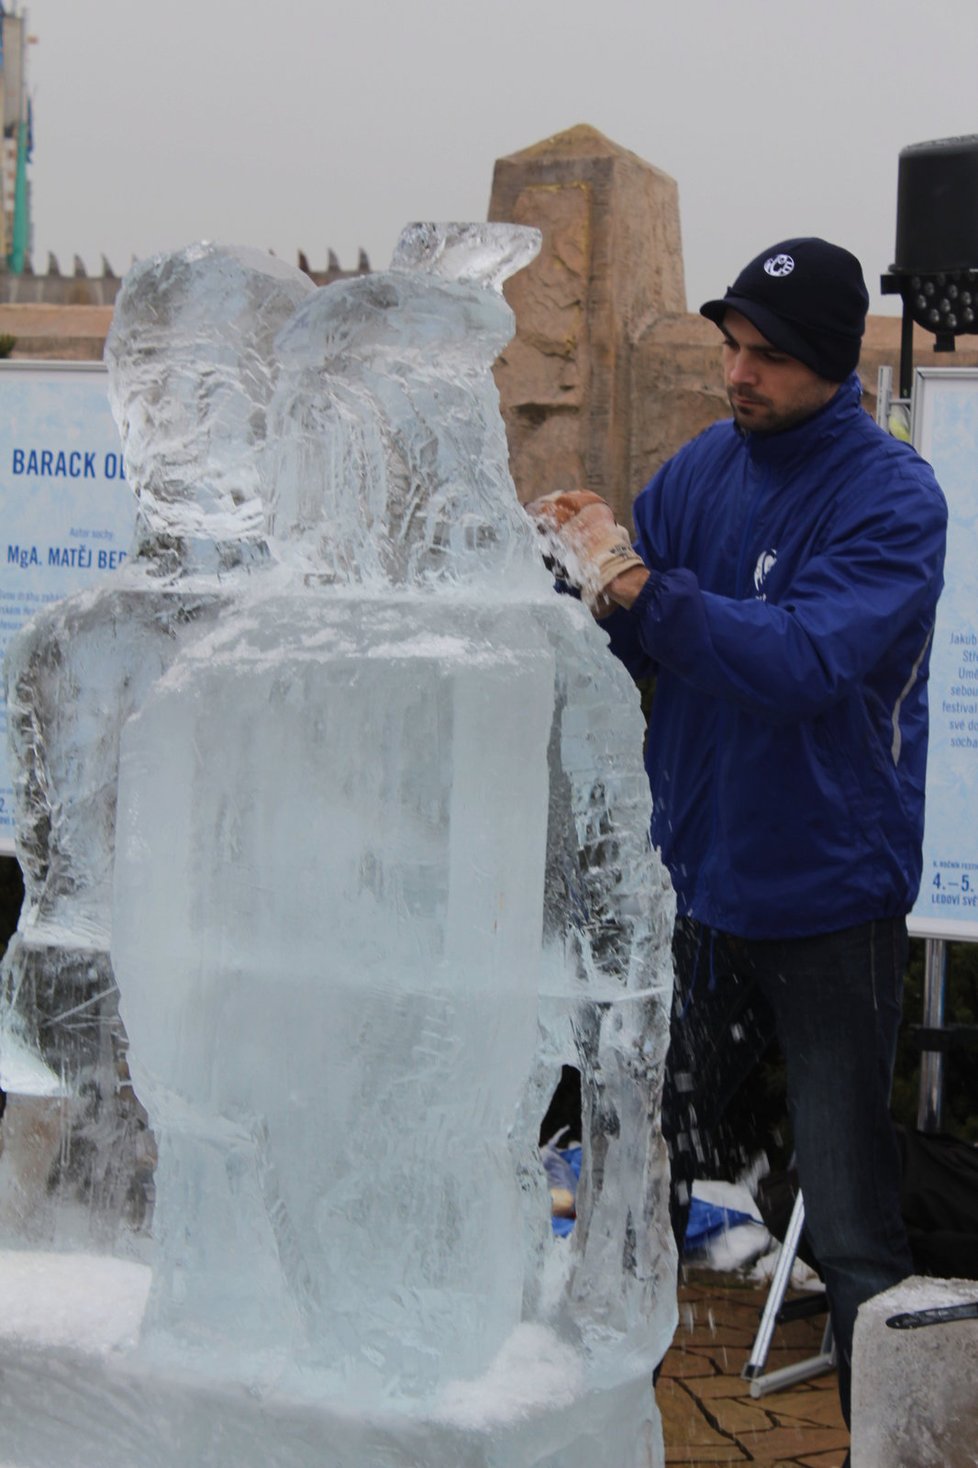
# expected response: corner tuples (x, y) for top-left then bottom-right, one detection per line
(0, 1249), (664, 1468)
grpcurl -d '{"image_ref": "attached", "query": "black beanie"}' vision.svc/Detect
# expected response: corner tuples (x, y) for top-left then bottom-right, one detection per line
(700, 237), (869, 382)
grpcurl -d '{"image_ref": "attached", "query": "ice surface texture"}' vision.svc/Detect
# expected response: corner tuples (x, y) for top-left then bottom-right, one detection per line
(1, 225), (676, 1463)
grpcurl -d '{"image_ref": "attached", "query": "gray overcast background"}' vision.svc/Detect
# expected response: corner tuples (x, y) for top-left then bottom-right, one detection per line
(22, 0), (978, 315)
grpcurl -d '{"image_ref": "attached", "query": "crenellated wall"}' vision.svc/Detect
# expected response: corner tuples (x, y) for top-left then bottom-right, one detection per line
(0, 248), (369, 307)
(0, 249), (371, 361)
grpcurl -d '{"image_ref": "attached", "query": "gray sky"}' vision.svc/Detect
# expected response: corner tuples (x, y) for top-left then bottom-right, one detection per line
(21, 0), (978, 315)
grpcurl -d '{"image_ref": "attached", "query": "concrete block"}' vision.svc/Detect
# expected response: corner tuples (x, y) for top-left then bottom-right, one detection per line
(851, 1275), (978, 1466)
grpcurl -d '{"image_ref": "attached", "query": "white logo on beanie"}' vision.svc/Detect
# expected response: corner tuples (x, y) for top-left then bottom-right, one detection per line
(764, 253), (795, 277)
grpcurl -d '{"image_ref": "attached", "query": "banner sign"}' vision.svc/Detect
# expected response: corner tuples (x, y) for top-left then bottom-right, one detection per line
(911, 367), (978, 940)
(0, 362), (135, 855)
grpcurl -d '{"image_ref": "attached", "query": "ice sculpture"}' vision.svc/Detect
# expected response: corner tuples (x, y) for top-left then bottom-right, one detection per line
(0, 244), (314, 1243)
(0, 225), (676, 1467)
(265, 222), (539, 587)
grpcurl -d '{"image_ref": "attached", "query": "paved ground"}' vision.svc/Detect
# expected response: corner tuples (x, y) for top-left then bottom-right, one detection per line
(659, 1270), (849, 1466)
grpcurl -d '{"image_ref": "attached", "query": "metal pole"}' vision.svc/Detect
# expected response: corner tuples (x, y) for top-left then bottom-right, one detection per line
(742, 1190), (836, 1395)
(917, 937), (947, 1133)
(742, 1190), (807, 1380)
(899, 299), (915, 401)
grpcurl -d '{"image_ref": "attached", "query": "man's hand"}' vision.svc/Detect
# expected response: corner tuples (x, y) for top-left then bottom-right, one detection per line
(525, 490), (648, 612)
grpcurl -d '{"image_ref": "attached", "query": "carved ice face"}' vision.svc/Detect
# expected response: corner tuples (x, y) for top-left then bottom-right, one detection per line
(106, 243), (313, 543)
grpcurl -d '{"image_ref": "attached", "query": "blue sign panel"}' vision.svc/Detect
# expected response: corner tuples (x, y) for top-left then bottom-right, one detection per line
(0, 362), (135, 854)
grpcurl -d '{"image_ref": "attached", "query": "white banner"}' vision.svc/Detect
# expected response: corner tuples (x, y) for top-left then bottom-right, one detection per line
(0, 362), (135, 855)
(910, 367), (978, 940)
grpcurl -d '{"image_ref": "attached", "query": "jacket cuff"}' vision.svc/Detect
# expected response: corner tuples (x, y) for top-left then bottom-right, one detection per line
(628, 569), (663, 619)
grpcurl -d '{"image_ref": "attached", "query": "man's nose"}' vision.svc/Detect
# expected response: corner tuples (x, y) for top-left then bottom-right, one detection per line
(727, 351), (756, 385)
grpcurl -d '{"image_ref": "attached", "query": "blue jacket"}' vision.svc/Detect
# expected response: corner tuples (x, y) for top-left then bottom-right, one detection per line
(604, 374), (947, 939)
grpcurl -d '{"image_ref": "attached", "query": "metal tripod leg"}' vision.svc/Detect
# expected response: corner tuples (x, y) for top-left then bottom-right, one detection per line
(742, 1189), (836, 1397)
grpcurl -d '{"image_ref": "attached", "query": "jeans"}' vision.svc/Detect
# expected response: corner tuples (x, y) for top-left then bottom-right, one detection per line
(663, 915), (914, 1425)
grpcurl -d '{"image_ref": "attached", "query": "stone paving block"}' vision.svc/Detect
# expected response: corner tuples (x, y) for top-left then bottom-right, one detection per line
(708, 1394), (779, 1435)
(738, 1424), (851, 1461)
(692, 1341), (754, 1374)
(665, 1446), (750, 1464)
(660, 1346), (719, 1379)
(759, 1387), (846, 1429)
(684, 1313), (765, 1346)
(661, 1275), (849, 1467)
(658, 1378), (747, 1462)
(749, 1343), (832, 1379)
(692, 1372), (760, 1401)
(682, 1290), (761, 1320)
(768, 1316), (831, 1350)
(690, 1295), (829, 1354)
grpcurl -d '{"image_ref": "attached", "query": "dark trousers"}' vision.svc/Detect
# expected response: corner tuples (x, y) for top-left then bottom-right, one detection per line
(662, 915), (914, 1424)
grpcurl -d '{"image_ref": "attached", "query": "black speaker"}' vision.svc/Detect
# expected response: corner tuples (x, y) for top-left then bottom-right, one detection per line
(882, 135), (978, 365)
(894, 135), (978, 275)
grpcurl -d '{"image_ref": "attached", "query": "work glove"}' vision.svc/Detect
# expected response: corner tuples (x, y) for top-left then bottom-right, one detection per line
(526, 489), (646, 612)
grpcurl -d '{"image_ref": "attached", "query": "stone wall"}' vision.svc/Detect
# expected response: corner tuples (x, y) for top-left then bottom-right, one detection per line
(0, 303), (114, 360)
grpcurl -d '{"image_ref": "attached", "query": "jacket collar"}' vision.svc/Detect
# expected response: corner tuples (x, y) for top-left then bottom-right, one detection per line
(740, 372), (863, 467)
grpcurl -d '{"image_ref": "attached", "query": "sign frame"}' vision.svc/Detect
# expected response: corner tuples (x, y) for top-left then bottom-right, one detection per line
(909, 365), (978, 941)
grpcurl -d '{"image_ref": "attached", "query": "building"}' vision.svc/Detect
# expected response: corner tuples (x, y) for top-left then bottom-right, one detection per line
(0, 3), (33, 273)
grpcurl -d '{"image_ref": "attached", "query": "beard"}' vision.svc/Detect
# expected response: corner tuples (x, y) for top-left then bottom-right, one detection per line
(727, 386), (829, 436)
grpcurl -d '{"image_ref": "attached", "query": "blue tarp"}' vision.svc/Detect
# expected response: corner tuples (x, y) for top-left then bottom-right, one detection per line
(548, 1147), (755, 1250)
(684, 1198), (755, 1251)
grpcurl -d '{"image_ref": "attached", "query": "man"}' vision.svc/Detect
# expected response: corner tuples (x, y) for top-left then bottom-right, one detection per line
(529, 237), (947, 1432)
